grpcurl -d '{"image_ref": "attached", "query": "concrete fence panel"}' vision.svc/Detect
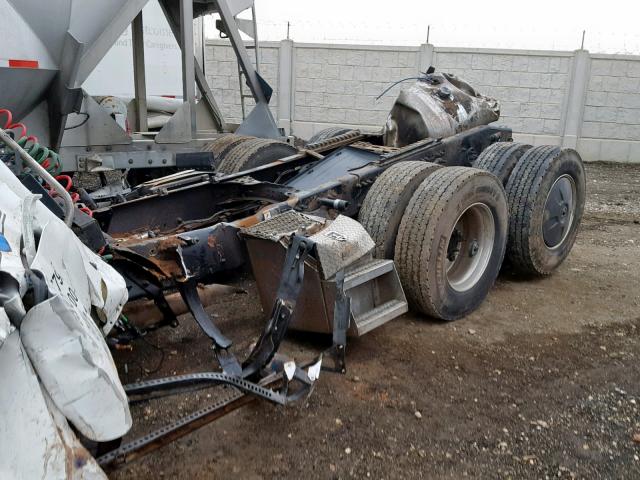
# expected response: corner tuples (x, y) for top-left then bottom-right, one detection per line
(205, 39), (640, 163)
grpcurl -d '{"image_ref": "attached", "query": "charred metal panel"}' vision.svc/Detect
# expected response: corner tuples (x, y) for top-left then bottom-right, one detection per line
(383, 72), (500, 147)
(98, 180), (293, 236)
(286, 146), (380, 191)
(112, 222), (246, 283)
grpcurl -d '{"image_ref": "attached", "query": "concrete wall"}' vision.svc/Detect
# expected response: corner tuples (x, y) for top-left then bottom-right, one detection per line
(204, 42), (280, 122)
(204, 39), (640, 163)
(578, 55), (640, 162)
(432, 49), (572, 142)
(293, 45), (420, 130)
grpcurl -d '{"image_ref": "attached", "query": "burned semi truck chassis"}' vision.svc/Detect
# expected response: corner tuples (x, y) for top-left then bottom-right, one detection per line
(90, 124), (514, 466)
(101, 124), (514, 333)
(0, 0), (587, 470)
(90, 113), (585, 466)
(0, 115), (585, 469)
(104, 127), (508, 292)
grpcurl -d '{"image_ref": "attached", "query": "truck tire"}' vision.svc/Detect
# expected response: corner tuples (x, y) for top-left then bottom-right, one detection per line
(217, 138), (297, 175)
(473, 141), (532, 185)
(202, 134), (252, 167)
(358, 161), (442, 258)
(395, 167), (508, 320)
(504, 146), (585, 275)
(307, 127), (353, 145)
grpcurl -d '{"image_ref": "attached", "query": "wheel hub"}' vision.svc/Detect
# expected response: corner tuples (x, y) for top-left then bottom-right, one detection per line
(543, 174), (576, 249)
(447, 229), (463, 262)
(446, 203), (495, 292)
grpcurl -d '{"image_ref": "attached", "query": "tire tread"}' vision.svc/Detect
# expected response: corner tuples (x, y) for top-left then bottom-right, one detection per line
(307, 127), (352, 145)
(395, 167), (498, 316)
(473, 141), (532, 185)
(359, 161), (441, 258)
(217, 138), (296, 174)
(504, 145), (560, 273)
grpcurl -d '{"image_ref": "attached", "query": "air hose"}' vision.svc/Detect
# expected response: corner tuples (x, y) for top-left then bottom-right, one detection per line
(0, 109), (61, 175)
(0, 108), (94, 225)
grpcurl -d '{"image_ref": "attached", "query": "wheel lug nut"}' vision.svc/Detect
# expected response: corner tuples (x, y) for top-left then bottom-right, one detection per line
(469, 240), (479, 257)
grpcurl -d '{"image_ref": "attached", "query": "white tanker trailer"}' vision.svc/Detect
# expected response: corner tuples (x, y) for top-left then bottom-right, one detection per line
(0, 0), (280, 175)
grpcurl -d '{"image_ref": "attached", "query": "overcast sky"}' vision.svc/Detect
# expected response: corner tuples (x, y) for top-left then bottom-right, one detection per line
(205, 0), (640, 54)
(84, 0), (639, 96)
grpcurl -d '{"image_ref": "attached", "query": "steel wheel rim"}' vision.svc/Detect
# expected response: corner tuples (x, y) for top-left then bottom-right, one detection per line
(543, 174), (576, 249)
(445, 202), (495, 292)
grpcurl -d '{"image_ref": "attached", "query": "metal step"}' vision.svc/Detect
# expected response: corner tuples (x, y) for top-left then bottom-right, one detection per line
(345, 258), (394, 290)
(343, 257), (408, 336)
(353, 299), (408, 336)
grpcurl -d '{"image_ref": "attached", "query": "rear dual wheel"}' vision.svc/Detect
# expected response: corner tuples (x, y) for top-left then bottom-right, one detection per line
(474, 142), (586, 275)
(358, 161), (442, 259)
(504, 146), (585, 275)
(359, 163), (508, 320)
(473, 141), (532, 185)
(358, 142), (585, 320)
(394, 168), (508, 320)
(217, 138), (297, 176)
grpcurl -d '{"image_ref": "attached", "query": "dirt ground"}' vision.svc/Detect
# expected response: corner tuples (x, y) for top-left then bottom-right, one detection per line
(111, 162), (640, 480)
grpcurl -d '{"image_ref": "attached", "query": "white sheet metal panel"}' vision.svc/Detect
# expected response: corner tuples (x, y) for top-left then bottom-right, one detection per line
(0, 308), (13, 347)
(81, 246), (129, 335)
(0, 160), (130, 475)
(21, 294), (132, 441)
(0, 162), (128, 333)
(0, 331), (107, 480)
(31, 220), (93, 318)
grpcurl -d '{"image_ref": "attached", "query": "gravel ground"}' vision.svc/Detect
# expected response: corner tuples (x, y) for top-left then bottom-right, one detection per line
(111, 162), (640, 480)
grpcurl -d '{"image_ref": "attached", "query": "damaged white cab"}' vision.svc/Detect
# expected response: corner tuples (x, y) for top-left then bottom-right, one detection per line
(0, 161), (130, 479)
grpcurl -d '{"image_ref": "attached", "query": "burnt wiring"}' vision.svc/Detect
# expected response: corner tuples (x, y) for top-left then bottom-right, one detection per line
(139, 335), (166, 375)
(375, 76), (424, 101)
(375, 67), (436, 100)
(109, 314), (166, 376)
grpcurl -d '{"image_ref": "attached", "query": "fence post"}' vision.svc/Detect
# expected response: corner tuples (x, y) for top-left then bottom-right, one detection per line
(561, 49), (591, 149)
(418, 43), (435, 72)
(278, 39), (294, 135)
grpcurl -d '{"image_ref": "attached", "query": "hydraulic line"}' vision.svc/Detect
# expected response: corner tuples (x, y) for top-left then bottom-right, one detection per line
(50, 174), (93, 217)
